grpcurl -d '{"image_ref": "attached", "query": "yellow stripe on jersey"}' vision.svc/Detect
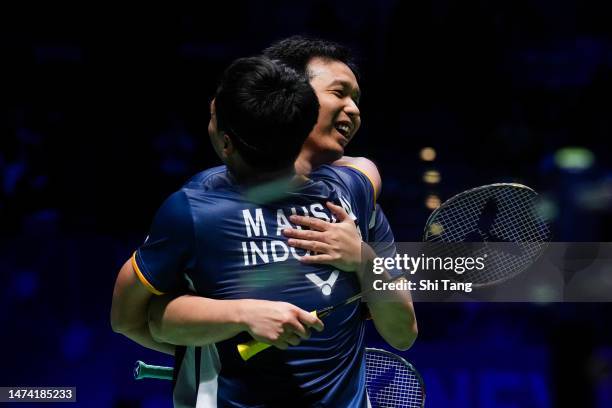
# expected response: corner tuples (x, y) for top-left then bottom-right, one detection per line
(131, 252), (164, 295)
(338, 164), (378, 203)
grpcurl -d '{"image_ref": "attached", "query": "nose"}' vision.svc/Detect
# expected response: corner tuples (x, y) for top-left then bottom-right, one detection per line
(344, 98), (360, 117)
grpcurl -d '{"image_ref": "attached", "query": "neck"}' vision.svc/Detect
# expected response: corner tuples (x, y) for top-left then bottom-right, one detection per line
(232, 165), (296, 186)
(236, 167), (307, 204)
(294, 150), (321, 175)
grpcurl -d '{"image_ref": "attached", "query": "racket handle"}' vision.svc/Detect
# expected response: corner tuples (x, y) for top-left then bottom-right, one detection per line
(237, 340), (272, 361)
(237, 310), (318, 361)
(134, 360), (173, 380)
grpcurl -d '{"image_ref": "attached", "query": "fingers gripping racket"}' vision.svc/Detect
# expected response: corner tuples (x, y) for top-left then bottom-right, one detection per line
(239, 183), (550, 360)
(237, 295), (363, 360)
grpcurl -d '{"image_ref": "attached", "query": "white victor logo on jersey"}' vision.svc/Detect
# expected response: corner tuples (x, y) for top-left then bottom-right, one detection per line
(304, 195), (361, 295)
(306, 270), (340, 296)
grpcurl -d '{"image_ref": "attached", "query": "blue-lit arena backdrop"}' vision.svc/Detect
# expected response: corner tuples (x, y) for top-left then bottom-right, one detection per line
(2, 3), (612, 407)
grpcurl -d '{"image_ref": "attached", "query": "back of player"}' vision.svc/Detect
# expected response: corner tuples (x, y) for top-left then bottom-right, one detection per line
(135, 165), (375, 406)
(190, 165), (374, 406)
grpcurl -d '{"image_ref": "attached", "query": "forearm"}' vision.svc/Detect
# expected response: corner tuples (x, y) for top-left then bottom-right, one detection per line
(367, 293), (417, 350)
(359, 245), (418, 350)
(121, 324), (175, 355)
(148, 294), (246, 346)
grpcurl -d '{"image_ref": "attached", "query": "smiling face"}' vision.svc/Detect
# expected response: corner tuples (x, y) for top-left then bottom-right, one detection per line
(303, 57), (361, 165)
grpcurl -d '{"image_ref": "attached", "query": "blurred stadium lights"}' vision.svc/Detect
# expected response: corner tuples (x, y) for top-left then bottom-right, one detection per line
(428, 222), (444, 236)
(537, 195), (560, 220)
(420, 147), (436, 162)
(530, 284), (559, 304)
(425, 194), (441, 210)
(575, 181), (612, 211)
(61, 323), (92, 361)
(13, 271), (39, 300)
(554, 147), (595, 172)
(423, 170), (441, 184)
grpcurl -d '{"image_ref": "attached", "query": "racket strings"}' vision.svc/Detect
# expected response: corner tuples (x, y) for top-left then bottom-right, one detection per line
(424, 185), (551, 286)
(365, 351), (424, 408)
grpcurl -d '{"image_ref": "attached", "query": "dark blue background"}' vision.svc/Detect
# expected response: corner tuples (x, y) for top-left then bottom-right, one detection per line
(2, 2), (612, 407)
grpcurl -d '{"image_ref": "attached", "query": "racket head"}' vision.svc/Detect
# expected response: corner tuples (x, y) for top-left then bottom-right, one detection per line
(422, 183), (551, 288)
(365, 347), (425, 408)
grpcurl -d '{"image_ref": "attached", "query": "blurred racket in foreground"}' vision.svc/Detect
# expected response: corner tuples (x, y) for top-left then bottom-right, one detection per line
(134, 347), (425, 408)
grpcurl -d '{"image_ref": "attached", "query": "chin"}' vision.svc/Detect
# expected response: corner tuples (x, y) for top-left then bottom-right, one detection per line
(327, 146), (344, 160)
(309, 140), (344, 162)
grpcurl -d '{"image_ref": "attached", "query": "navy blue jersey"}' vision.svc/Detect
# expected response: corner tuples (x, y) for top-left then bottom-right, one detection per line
(133, 165), (376, 407)
(186, 166), (396, 249)
(368, 204), (396, 258)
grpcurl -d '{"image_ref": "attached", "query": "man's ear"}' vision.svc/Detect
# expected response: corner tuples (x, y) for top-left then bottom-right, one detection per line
(222, 134), (235, 156)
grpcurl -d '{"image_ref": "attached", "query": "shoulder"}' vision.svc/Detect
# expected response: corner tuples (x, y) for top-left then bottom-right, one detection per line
(331, 156), (382, 200)
(183, 165), (230, 190)
(153, 189), (195, 228)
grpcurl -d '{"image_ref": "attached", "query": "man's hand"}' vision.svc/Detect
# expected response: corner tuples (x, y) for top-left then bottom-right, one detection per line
(240, 300), (324, 350)
(283, 202), (362, 272)
(148, 296), (324, 350)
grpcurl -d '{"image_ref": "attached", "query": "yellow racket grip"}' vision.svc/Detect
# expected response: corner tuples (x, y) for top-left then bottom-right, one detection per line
(237, 340), (271, 361)
(237, 310), (318, 361)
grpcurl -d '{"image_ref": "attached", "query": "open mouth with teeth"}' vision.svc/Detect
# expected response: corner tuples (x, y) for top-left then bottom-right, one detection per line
(334, 123), (351, 139)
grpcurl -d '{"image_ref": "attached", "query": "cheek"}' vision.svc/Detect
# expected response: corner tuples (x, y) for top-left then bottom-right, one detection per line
(315, 96), (337, 122)
(306, 131), (327, 147)
(305, 128), (334, 150)
(353, 117), (362, 133)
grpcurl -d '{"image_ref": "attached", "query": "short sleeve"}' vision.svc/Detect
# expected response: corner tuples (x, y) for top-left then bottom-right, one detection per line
(133, 190), (196, 295)
(323, 165), (376, 241)
(334, 165), (376, 207)
(332, 166), (375, 210)
(368, 204), (397, 256)
(367, 204), (403, 279)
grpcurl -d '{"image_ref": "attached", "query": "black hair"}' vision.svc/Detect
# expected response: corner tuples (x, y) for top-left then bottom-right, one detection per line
(214, 56), (319, 171)
(263, 35), (360, 81)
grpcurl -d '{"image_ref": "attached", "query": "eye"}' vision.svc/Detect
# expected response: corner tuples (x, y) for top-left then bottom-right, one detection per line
(330, 89), (344, 97)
